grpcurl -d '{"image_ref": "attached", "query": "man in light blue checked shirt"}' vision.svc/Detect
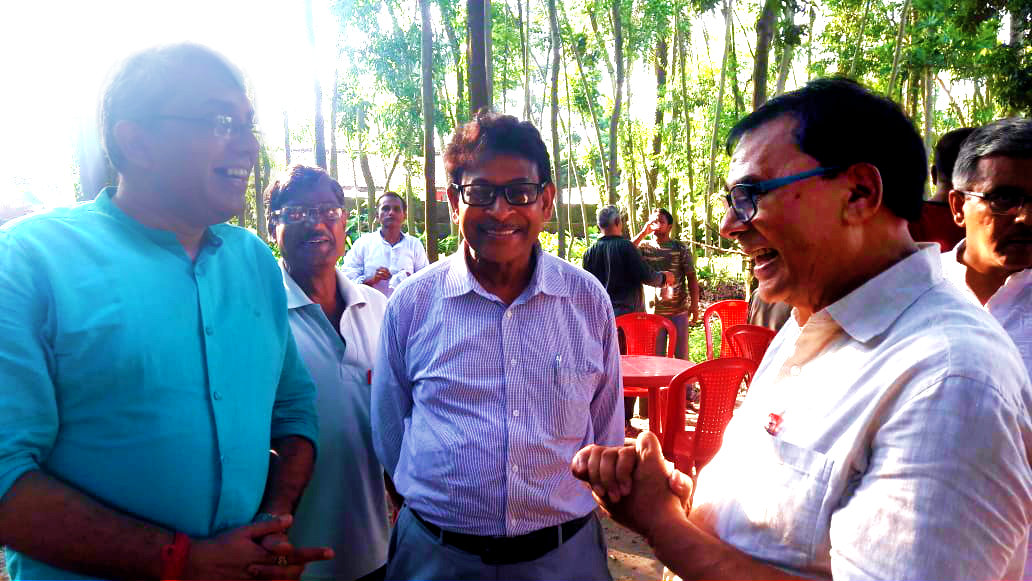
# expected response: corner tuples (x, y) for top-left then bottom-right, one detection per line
(372, 111), (624, 580)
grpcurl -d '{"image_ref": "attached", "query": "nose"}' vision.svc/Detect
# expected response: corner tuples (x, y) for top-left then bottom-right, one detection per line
(485, 192), (517, 219)
(231, 125), (260, 162)
(719, 201), (747, 240)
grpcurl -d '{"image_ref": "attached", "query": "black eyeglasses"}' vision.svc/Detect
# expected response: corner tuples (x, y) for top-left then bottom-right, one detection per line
(725, 166), (842, 223)
(150, 114), (258, 139)
(451, 181), (546, 206)
(271, 204), (344, 225)
(957, 188), (1032, 216)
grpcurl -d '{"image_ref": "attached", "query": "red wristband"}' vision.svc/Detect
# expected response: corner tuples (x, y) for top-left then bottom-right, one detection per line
(160, 532), (191, 580)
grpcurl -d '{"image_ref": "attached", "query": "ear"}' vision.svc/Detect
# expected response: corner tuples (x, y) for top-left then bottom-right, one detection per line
(947, 189), (967, 227)
(540, 182), (556, 221)
(447, 184), (461, 224)
(841, 163), (883, 224)
(112, 120), (155, 170)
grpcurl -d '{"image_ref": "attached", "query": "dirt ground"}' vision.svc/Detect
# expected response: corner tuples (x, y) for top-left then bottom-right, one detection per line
(601, 511), (664, 580)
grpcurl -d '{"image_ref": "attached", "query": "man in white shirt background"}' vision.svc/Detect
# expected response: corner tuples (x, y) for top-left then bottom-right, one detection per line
(941, 117), (1032, 580)
(343, 192), (429, 297)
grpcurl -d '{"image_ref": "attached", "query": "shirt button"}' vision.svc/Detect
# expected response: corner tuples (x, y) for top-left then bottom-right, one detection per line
(790, 365), (801, 376)
(510, 357), (517, 366)
(506, 310), (513, 319)
(205, 326), (214, 336)
(195, 266), (204, 276)
(512, 409), (520, 417)
(512, 464), (519, 473)
(213, 391), (223, 400)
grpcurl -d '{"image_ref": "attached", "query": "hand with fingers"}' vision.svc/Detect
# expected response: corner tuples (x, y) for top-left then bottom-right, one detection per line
(364, 267), (391, 286)
(571, 431), (692, 541)
(181, 515), (334, 580)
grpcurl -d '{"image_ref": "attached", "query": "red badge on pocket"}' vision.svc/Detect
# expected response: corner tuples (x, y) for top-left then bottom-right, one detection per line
(367, 369), (372, 385)
(765, 413), (783, 436)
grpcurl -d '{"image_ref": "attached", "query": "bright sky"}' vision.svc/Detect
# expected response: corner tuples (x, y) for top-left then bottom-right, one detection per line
(0, 0), (342, 209)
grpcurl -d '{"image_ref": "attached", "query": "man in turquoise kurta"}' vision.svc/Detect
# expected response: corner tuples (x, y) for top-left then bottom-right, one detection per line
(0, 44), (330, 580)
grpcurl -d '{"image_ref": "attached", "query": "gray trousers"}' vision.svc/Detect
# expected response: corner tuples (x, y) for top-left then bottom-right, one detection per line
(384, 506), (613, 581)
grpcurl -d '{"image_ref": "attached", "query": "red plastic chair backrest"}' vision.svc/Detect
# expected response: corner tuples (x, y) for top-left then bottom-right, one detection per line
(615, 313), (677, 358)
(724, 324), (777, 367)
(703, 299), (748, 360)
(661, 358), (757, 473)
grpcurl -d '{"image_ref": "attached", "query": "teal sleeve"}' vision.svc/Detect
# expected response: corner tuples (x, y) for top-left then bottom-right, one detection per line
(270, 324), (319, 452)
(0, 229), (59, 500)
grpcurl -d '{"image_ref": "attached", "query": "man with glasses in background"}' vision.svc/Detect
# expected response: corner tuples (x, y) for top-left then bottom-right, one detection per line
(0, 44), (331, 580)
(372, 111), (622, 580)
(343, 191), (429, 297)
(572, 79), (1031, 580)
(940, 117), (1032, 581)
(266, 165), (392, 581)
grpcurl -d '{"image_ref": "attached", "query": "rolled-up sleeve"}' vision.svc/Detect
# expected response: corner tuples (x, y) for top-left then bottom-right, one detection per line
(0, 232), (59, 500)
(371, 298), (413, 477)
(829, 376), (1032, 580)
(270, 324), (319, 451)
(591, 297), (624, 447)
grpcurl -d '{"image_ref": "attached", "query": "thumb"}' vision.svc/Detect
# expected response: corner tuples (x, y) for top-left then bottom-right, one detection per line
(246, 514), (292, 538)
(635, 430), (665, 469)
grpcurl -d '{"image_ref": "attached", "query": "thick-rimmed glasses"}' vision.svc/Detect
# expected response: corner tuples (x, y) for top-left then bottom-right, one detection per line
(957, 189), (1032, 216)
(725, 166), (842, 223)
(151, 114), (258, 139)
(271, 205), (344, 225)
(451, 182), (545, 206)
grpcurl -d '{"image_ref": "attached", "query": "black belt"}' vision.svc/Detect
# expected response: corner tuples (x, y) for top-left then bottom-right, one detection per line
(409, 508), (592, 565)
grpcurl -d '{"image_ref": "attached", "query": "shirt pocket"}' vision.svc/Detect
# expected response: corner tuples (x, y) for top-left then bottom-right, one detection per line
(721, 437), (834, 569)
(554, 364), (598, 437)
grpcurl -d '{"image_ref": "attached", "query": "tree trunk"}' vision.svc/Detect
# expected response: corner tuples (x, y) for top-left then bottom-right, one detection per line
(608, 0), (624, 205)
(729, 23), (745, 116)
(847, 0), (872, 78)
(405, 168), (414, 234)
(887, 0), (911, 98)
(752, 0), (778, 110)
(421, 0), (439, 262)
(254, 146), (267, 239)
(329, 66), (339, 179)
(806, 4), (815, 81)
(283, 111), (292, 166)
(438, 0), (467, 123)
(679, 25), (696, 249)
(588, 10), (617, 94)
(520, 0), (531, 120)
(547, 0), (565, 258)
(774, 42), (794, 96)
(563, 14), (611, 196)
(467, 0), (491, 114)
(306, 0), (327, 169)
(648, 33), (669, 198)
(706, 0), (733, 257)
(562, 49), (589, 239)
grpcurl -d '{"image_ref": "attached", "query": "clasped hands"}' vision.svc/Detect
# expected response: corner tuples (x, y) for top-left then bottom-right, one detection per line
(571, 431), (693, 544)
(182, 514), (333, 580)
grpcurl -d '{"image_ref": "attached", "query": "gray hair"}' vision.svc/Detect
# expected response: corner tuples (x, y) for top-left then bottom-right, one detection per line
(953, 118), (1032, 188)
(100, 43), (246, 171)
(597, 205), (621, 229)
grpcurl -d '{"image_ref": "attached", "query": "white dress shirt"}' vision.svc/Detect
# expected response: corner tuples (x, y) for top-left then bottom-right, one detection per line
(342, 230), (429, 297)
(692, 244), (1032, 580)
(941, 239), (1032, 581)
(281, 264), (389, 581)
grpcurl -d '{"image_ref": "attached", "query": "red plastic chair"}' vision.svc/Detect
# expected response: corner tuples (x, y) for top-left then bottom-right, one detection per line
(615, 313), (677, 358)
(703, 299), (748, 360)
(616, 313), (677, 433)
(723, 324), (776, 368)
(660, 358), (758, 477)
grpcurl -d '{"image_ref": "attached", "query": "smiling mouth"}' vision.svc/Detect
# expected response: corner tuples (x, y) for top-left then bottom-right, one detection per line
(748, 247), (779, 265)
(304, 236), (332, 246)
(481, 224), (522, 237)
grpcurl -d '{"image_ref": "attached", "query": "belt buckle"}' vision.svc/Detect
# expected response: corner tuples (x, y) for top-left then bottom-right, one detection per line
(479, 536), (507, 566)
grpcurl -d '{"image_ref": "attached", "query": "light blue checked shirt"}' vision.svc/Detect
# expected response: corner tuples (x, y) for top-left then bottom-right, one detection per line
(372, 244), (623, 536)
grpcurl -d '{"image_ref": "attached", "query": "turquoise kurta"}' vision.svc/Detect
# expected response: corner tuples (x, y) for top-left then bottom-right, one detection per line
(0, 188), (318, 580)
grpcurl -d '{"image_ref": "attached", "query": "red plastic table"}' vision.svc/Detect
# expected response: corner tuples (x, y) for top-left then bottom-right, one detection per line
(621, 355), (695, 435)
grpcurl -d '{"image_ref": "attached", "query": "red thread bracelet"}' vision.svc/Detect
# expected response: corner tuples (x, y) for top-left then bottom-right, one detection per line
(159, 531), (191, 580)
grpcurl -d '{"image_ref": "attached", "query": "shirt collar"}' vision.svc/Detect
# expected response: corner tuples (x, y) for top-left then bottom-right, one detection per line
(442, 243), (569, 301)
(281, 261), (368, 311)
(942, 237), (1032, 306)
(823, 243), (943, 343)
(379, 229), (407, 246)
(92, 186), (224, 252)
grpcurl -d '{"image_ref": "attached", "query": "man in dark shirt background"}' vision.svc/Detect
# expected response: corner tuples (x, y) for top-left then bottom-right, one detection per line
(583, 205), (672, 316)
(583, 205), (671, 434)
